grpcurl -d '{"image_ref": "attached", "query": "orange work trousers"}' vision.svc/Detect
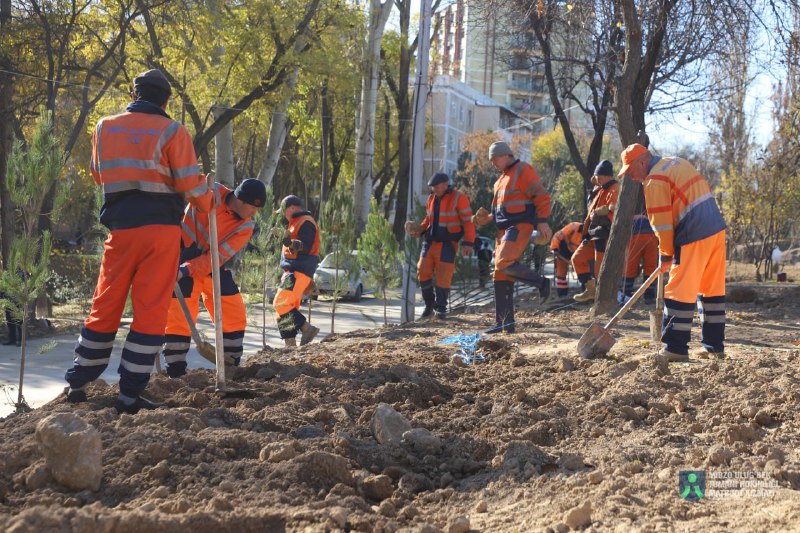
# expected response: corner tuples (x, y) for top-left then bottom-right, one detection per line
(625, 233), (659, 278)
(85, 225), (181, 335)
(572, 239), (604, 284)
(417, 241), (457, 289)
(274, 270), (312, 339)
(493, 223), (533, 282)
(165, 272), (247, 337)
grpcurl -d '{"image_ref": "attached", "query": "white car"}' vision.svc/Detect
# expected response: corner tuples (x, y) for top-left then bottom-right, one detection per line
(313, 251), (367, 301)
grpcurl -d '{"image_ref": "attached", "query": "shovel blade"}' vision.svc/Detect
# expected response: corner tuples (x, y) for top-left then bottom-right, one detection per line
(649, 310), (663, 343)
(196, 341), (217, 364)
(577, 322), (616, 359)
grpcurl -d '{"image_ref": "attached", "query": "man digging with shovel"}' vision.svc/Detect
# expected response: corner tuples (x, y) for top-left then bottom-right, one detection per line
(160, 178), (266, 378)
(618, 144), (727, 362)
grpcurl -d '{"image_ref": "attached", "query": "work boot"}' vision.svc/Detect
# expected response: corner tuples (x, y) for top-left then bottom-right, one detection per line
(489, 280), (515, 334)
(434, 287), (450, 319)
(538, 278), (551, 302)
(573, 279), (596, 302)
(299, 322), (319, 346)
(283, 337), (297, 348)
(500, 262), (546, 287)
(656, 348), (690, 363)
(436, 311), (447, 320)
(114, 396), (165, 415)
(64, 387), (87, 404)
(419, 305), (435, 320)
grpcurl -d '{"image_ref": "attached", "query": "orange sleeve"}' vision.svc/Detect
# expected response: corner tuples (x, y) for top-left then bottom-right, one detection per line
(457, 193), (476, 245)
(165, 125), (213, 213)
(644, 177), (675, 257)
(90, 122), (102, 185)
(184, 219), (254, 278)
(607, 182), (621, 222)
(521, 165), (551, 222)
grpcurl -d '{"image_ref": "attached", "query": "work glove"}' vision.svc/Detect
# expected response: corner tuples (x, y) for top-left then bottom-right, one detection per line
(404, 221), (423, 237)
(472, 207), (490, 226)
(535, 222), (552, 243)
(659, 256), (673, 273)
(594, 205), (610, 217)
(288, 239), (304, 254)
(460, 244), (473, 257)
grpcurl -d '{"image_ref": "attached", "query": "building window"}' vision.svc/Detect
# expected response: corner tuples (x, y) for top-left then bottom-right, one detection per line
(468, 109), (473, 127)
(459, 105), (464, 124)
(450, 101), (457, 119)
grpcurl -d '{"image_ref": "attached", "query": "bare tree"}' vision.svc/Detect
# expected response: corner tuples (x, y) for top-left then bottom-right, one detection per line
(353, 0), (393, 229)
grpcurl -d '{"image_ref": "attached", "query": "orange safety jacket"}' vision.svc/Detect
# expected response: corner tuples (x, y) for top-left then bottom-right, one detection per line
(419, 188), (476, 246)
(179, 183), (255, 278)
(492, 159), (551, 229)
(643, 156), (726, 258)
(582, 179), (619, 237)
(90, 101), (212, 230)
(280, 212), (320, 277)
(551, 222), (583, 255)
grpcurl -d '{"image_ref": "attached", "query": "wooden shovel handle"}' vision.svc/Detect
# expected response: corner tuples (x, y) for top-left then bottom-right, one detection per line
(604, 269), (661, 331)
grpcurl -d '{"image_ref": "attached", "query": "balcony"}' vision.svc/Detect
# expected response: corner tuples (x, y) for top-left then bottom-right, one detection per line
(509, 101), (550, 115)
(507, 79), (546, 93)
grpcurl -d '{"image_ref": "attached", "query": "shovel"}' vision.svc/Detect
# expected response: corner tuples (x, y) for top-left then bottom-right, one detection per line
(173, 282), (217, 364)
(577, 269), (660, 359)
(649, 272), (664, 342)
(206, 176), (256, 398)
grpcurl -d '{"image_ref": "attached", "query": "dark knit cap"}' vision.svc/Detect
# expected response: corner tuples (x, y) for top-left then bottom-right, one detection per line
(233, 179), (267, 207)
(133, 69), (171, 95)
(594, 160), (614, 177)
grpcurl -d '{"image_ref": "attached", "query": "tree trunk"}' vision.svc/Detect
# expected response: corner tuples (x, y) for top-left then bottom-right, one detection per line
(0, 74), (13, 269)
(595, 0), (644, 316)
(213, 106), (235, 187)
(391, 0), (412, 243)
(320, 80), (332, 201)
(353, 0), (394, 230)
(258, 64), (301, 186)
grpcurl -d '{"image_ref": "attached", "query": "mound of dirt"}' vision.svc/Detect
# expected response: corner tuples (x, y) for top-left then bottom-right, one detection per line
(1, 285), (800, 531)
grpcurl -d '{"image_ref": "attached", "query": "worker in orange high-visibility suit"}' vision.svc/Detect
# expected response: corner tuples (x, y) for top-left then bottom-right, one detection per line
(64, 69), (213, 415)
(473, 141), (551, 334)
(620, 143), (727, 362)
(273, 195), (320, 347)
(572, 160), (620, 303)
(161, 179), (266, 378)
(550, 221), (583, 298)
(405, 172), (475, 320)
(620, 213), (659, 305)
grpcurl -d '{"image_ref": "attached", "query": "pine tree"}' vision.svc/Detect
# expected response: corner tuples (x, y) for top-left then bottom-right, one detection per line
(318, 188), (358, 333)
(1, 109), (68, 412)
(357, 199), (401, 326)
(238, 186), (281, 349)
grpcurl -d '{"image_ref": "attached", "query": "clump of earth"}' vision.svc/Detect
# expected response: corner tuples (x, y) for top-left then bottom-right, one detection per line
(1, 285), (799, 532)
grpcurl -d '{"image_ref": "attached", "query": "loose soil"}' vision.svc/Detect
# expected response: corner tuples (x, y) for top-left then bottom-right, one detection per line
(1, 284), (799, 532)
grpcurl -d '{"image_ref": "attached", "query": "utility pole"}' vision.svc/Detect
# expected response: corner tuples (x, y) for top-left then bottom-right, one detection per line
(400, 0), (431, 323)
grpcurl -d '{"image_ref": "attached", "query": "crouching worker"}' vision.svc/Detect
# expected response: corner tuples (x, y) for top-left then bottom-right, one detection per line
(161, 178), (266, 378)
(550, 222), (583, 298)
(274, 195), (320, 347)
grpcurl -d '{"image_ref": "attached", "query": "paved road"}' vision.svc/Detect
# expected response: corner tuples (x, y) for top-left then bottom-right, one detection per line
(0, 261), (576, 418)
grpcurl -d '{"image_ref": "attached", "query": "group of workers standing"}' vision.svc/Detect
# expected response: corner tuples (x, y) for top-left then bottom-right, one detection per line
(406, 139), (726, 363)
(59, 66), (726, 415)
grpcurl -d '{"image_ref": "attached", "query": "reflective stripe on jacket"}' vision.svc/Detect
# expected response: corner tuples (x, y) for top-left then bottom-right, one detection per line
(492, 160), (550, 229)
(90, 101), (211, 230)
(419, 188), (476, 245)
(180, 183), (255, 278)
(551, 222), (583, 254)
(631, 214), (654, 235)
(643, 156), (727, 257)
(280, 212), (320, 277)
